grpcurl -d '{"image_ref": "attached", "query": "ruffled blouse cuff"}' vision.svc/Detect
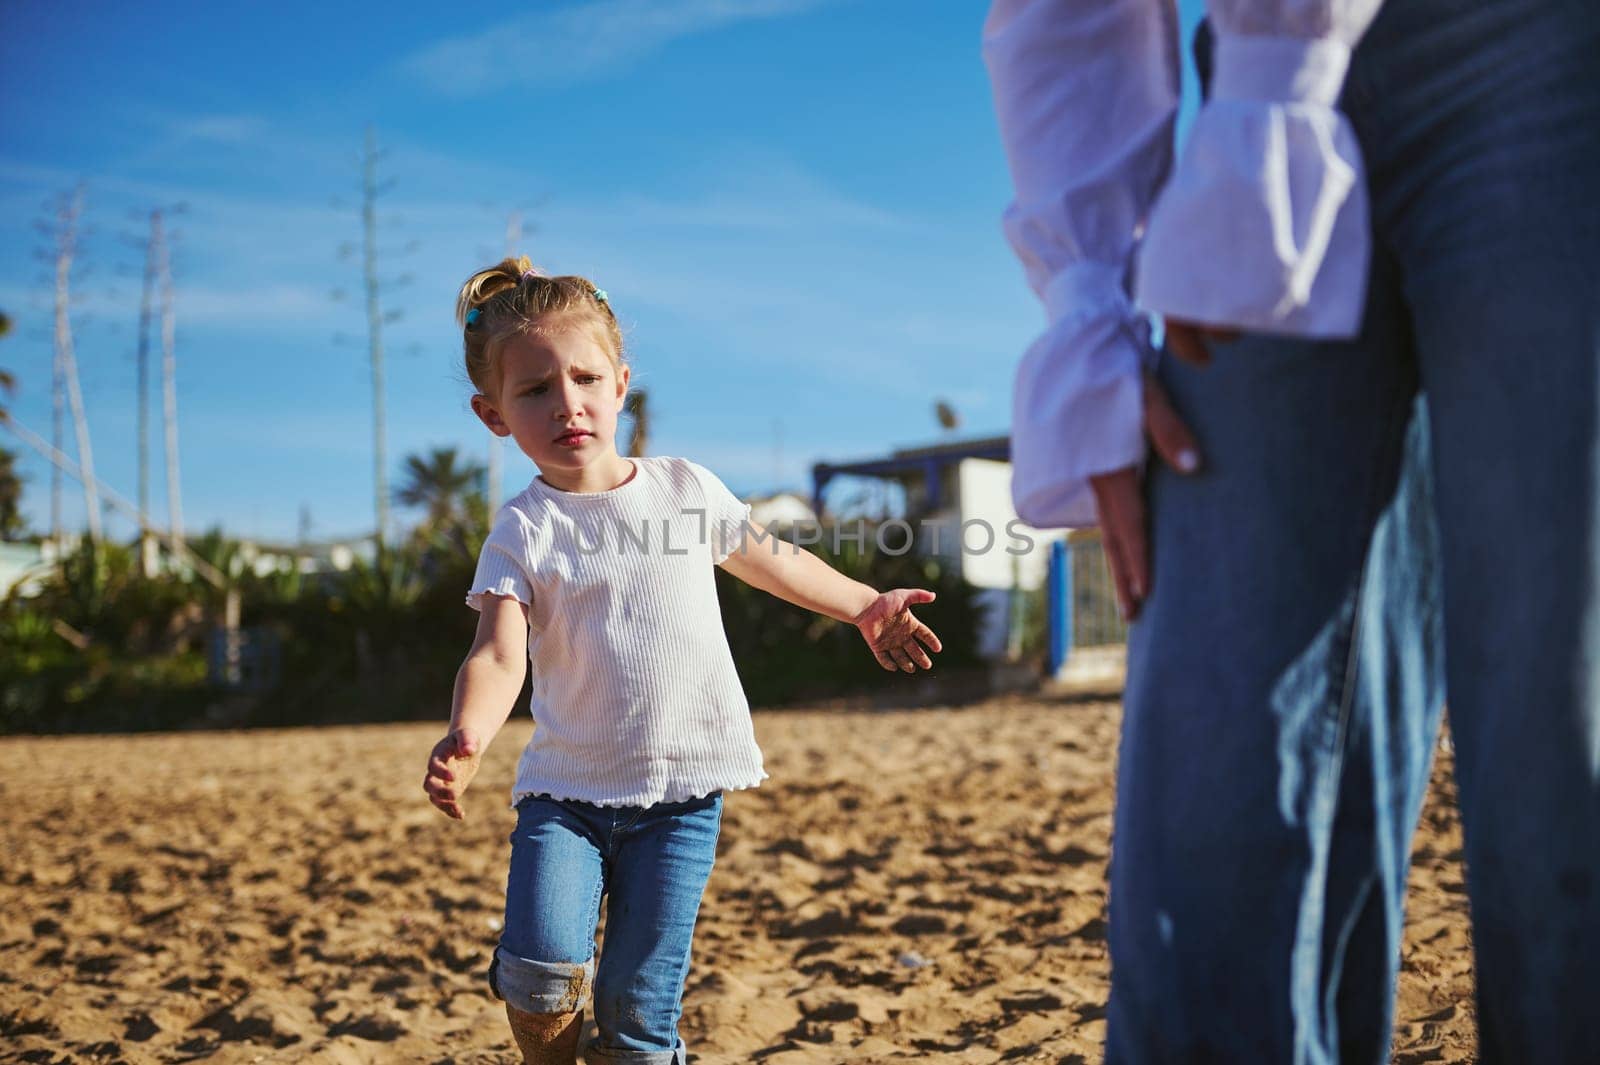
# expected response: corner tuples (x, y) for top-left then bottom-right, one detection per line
(1134, 33), (1370, 338)
(1012, 263), (1149, 530)
(465, 545), (533, 613)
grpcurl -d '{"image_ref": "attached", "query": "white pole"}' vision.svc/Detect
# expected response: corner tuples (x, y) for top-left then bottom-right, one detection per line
(155, 211), (185, 554)
(137, 210), (159, 575)
(54, 187), (101, 543)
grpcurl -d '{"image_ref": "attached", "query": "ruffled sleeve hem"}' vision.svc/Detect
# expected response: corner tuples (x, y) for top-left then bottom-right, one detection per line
(1135, 33), (1371, 338)
(684, 459), (754, 565)
(465, 522), (535, 613)
(464, 579), (531, 614)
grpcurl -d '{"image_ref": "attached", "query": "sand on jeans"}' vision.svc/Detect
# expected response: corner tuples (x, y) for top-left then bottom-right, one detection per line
(0, 695), (1476, 1063)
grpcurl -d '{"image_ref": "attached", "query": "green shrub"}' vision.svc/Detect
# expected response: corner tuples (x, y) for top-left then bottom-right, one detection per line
(715, 528), (984, 707)
(4, 516), (989, 733)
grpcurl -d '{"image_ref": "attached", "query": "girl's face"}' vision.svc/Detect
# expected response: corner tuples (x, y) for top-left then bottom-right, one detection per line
(471, 322), (631, 489)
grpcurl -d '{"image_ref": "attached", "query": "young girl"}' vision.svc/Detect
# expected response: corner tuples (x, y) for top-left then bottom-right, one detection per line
(421, 257), (943, 1065)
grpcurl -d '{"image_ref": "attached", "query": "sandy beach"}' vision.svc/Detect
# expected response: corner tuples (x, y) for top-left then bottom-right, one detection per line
(0, 695), (1476, 1063)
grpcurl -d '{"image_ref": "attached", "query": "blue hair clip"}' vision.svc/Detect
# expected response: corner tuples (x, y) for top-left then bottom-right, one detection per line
(593, 288), (608, 304)
(465, 307), (482, 326)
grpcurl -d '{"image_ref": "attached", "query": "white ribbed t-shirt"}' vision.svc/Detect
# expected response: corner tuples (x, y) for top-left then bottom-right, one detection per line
(465, 455), (768, 808)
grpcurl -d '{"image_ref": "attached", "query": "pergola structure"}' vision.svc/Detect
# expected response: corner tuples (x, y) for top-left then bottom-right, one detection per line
(810, 434), (1010, 517)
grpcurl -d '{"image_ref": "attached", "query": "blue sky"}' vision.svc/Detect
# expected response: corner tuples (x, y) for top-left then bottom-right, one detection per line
(1, 0), (1202, 543)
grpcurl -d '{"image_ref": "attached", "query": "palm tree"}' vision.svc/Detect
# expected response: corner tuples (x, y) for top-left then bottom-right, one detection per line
(396, 447), (484, 540)
(1, 310), (14, 421)
(0, 346), (21, 540)
(624, 387), (649, 458)
(0, 447), (24, 541)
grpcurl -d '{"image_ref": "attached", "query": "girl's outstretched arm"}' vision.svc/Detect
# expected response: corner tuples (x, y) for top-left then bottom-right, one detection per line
(719, 529), (943, 673)
(423, 594), (528, 820)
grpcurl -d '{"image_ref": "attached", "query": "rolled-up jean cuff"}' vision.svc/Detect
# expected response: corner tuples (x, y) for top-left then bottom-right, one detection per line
(491, 946), (595, 1013)
(583, 1039), (688, 1065)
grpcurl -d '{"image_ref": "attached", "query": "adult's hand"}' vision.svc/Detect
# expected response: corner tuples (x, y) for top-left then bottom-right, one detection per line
(1088, 322), (1229, 621)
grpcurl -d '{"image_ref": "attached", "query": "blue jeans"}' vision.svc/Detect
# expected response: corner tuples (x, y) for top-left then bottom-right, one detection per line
(490, 792), (722, 1065)
(1109, 2), (1600, 1062)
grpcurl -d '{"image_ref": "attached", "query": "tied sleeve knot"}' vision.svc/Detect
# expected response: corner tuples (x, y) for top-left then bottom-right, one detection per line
(1043, 261), (1133, 326)
(1011, 261), (1149, 530)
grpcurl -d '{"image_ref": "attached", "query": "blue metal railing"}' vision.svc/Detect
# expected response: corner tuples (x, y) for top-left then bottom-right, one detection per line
(1047, 532), (1128, 673)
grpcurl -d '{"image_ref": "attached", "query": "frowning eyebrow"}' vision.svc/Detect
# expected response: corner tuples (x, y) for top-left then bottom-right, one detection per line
(508, 364), (607, 389)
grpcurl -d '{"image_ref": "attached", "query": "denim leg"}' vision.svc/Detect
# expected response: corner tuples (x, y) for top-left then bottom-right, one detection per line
(1302, 401), (1446, 1062)
(1368, 3), (1600, 1057)
(586, 794), (722, 1065)
(494, 797), (606, 1013)
(1106, 236), (1441, 1063)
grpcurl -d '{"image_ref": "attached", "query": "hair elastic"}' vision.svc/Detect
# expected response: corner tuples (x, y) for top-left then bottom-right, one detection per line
(593, 288), (609, 304)
(464, 308), (482, 326)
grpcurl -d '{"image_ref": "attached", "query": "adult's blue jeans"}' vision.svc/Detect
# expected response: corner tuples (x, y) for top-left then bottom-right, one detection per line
(1107, 2), (1600, 1062)
(490, 792), (722, 1065)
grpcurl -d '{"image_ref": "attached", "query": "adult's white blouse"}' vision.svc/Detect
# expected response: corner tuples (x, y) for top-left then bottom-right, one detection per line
(984, 0), (1385, 529)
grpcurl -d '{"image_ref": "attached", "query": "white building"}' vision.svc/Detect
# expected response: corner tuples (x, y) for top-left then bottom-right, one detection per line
(0, 540), (49, 599)
(811, 436), (1067, 659)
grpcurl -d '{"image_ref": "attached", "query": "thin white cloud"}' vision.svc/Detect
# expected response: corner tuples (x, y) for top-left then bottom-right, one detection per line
(600, 175), (911, 234)
(398, 0), (844, 95)
(164, 114), (268, 146)
(171, 282), (335, 323)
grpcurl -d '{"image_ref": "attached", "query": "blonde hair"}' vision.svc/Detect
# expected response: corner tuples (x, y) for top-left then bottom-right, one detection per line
(455, 255), (625, 397)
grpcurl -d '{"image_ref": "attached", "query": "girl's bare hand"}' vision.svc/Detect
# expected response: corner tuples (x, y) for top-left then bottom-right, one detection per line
(1090, 320), (1222, 622)
(423, 726), (483, 821)
(853, 588), (943, 673)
